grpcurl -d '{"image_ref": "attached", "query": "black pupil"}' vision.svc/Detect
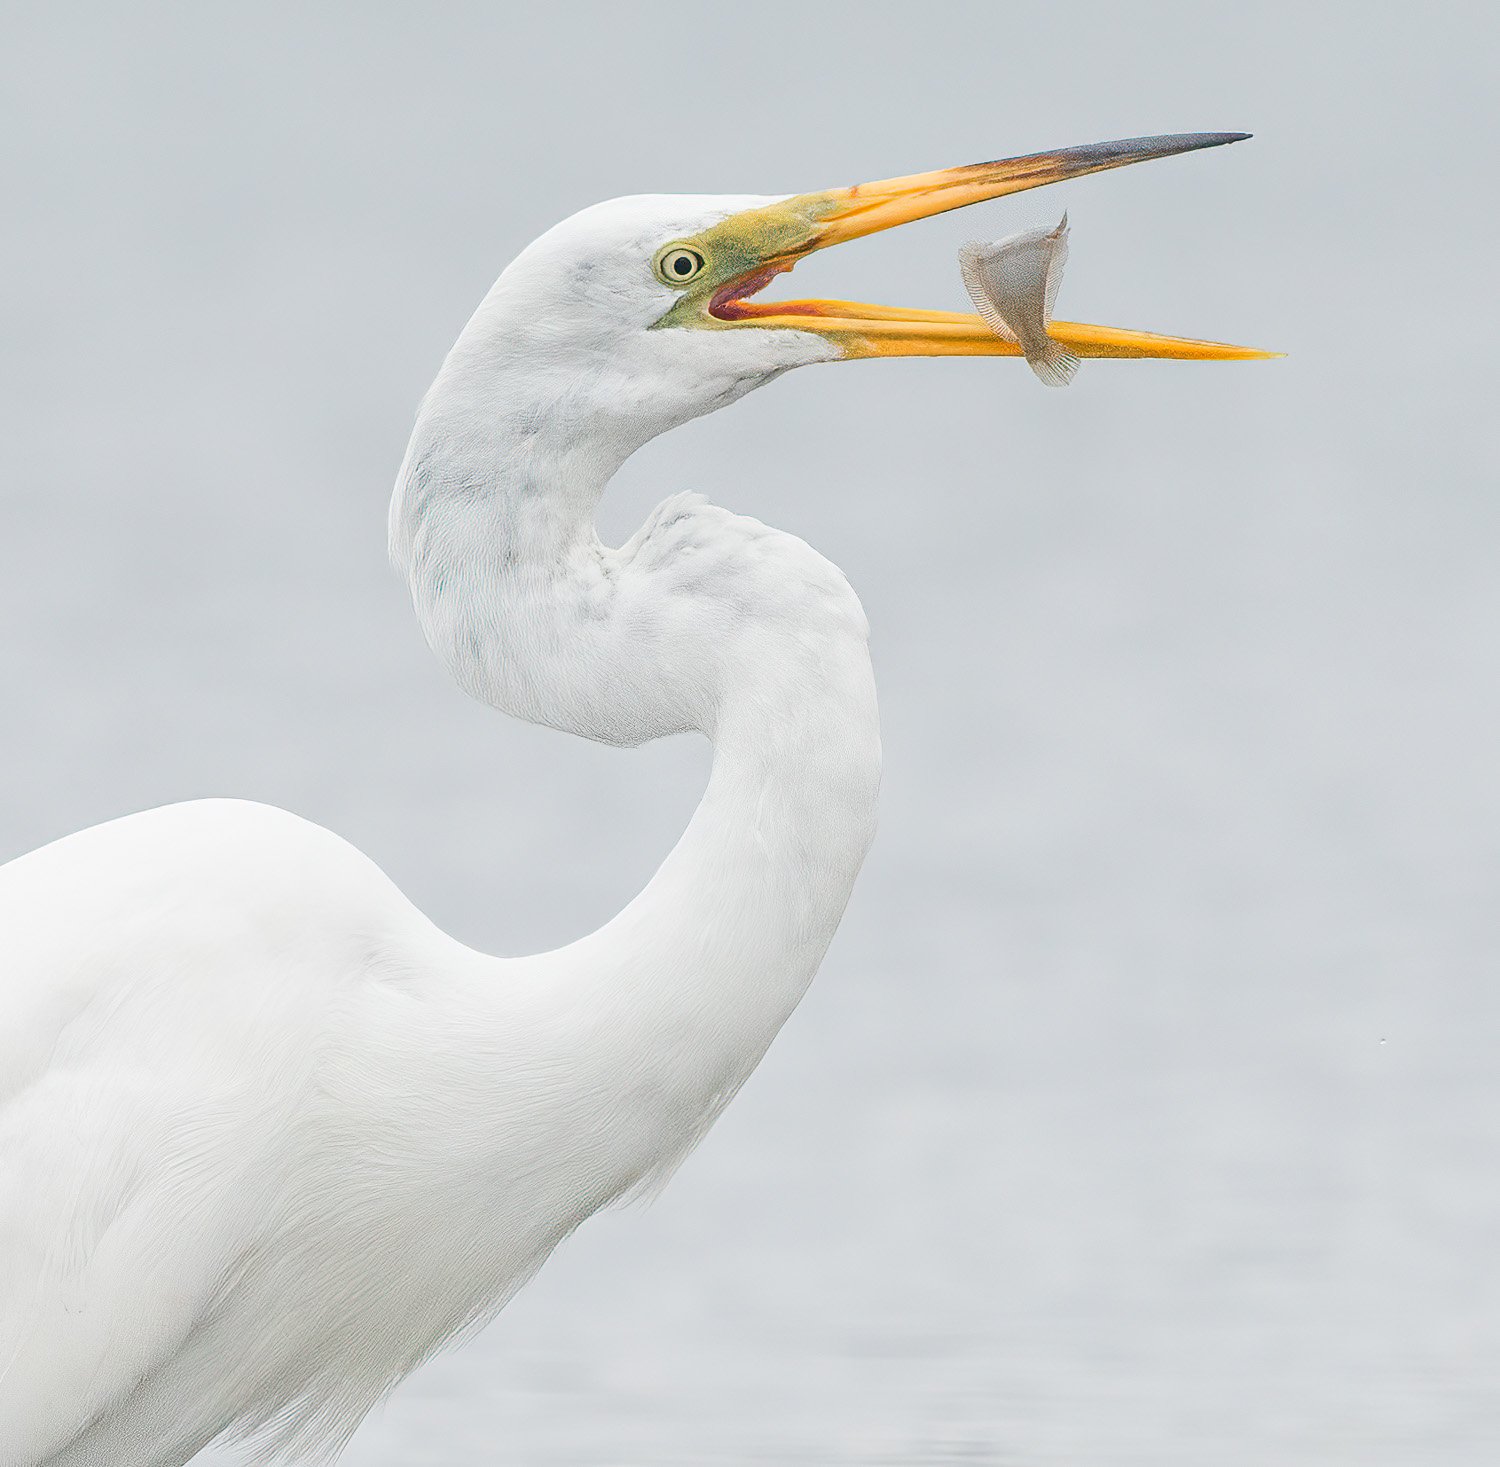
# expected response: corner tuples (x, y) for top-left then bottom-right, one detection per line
(673, 254), (694, 276)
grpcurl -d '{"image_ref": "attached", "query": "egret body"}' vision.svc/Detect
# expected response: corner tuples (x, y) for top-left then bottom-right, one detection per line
(0, 135), (1268, 1464)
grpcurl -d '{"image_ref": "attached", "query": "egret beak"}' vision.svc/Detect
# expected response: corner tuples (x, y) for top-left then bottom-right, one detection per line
(699, 133), (1276, 363)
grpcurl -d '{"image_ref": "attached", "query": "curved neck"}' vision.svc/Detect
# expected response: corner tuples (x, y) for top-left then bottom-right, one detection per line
(392, 355), (881, 1131)
(564, 620), (880, 1134)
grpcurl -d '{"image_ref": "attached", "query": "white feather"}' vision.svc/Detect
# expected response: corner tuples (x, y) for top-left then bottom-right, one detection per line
(1, 197), (878, 1466)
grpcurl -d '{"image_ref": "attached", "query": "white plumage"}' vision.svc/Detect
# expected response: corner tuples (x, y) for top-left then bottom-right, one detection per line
(0, 135), (1265, 1464)
(2, 196), (879, 1467)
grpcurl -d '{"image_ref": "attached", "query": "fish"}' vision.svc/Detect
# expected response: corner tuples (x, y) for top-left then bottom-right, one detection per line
(958, 214), (1079, 388)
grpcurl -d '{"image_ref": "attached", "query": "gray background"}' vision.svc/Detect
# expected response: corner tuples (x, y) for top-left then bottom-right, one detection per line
(3, 2), (1497, 1463)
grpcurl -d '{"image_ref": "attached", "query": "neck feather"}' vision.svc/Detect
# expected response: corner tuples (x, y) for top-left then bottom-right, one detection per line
(391, 362), (881, 1146)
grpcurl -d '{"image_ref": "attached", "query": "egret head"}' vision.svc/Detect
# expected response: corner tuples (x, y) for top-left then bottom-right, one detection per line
(396, 132), (1274, 742)
(439, 132), (1271, 465)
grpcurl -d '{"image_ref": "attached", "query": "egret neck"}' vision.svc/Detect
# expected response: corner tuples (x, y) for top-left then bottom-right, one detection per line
(391, 318), (880, 1179)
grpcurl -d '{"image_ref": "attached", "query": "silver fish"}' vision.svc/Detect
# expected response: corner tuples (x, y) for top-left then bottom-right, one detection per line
(958, 215), (1079, 388)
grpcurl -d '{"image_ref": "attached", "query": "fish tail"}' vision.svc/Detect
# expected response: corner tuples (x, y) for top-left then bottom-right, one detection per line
(1027, 339), (1080, 388)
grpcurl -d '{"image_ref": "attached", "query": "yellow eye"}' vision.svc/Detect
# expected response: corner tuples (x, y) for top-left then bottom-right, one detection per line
(655, 246), (706, 286)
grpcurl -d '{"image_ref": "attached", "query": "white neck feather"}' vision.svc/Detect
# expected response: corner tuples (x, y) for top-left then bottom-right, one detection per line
(389, 341), (881, 1176)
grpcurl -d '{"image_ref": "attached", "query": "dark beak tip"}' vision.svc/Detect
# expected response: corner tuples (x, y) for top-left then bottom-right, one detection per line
(1100, 130), (1255, 169)
(1141, 130), (1253, 154)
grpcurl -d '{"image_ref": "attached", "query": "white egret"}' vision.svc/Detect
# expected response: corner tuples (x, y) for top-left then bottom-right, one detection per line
(0, 134), (1270, 1465)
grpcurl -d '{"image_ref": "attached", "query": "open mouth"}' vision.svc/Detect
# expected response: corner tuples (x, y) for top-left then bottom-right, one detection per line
(695, 134), (1277, 364)
(708, 266), (798, 322)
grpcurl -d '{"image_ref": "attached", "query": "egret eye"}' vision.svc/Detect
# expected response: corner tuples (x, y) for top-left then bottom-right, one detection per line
(656, 246), (706, 286)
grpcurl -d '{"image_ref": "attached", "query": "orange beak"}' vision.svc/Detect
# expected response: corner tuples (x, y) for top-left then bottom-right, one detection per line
(704, 133), (1276, 363)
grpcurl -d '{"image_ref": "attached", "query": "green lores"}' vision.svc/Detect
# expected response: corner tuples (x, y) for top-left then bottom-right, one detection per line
(648, 192), (841, 332)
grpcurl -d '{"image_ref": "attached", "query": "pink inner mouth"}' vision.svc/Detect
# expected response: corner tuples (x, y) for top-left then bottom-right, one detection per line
(709, 264), (791, 321)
